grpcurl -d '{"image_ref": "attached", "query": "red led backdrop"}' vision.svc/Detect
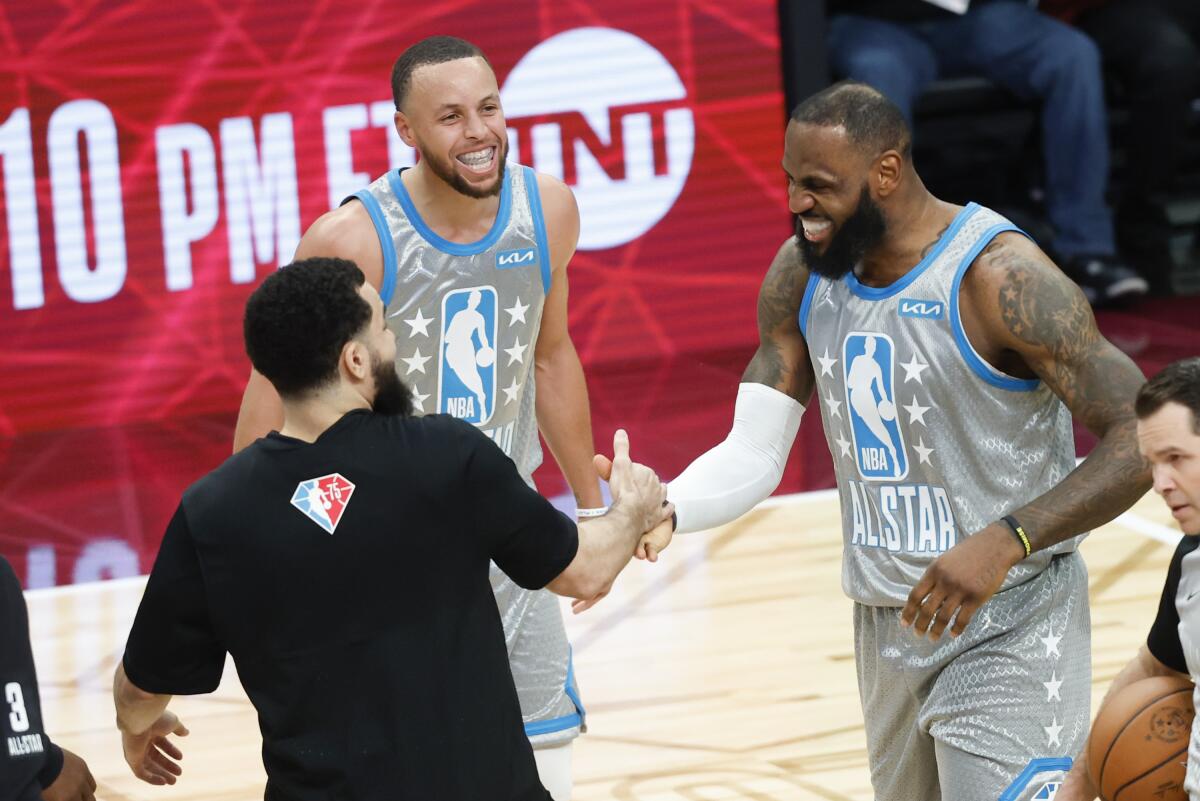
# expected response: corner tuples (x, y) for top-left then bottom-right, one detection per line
(0, 1), (792, 585)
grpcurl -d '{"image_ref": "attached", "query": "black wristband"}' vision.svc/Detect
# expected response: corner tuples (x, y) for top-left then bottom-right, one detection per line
(1000, 515), (1031, 559)
(671, 510), (678, 533)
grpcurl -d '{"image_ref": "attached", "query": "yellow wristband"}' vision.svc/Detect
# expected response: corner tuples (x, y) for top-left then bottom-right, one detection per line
(1001, 515), (1032, 559)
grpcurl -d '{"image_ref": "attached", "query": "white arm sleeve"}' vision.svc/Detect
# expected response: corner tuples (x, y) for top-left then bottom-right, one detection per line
(669, 383), (804, 534)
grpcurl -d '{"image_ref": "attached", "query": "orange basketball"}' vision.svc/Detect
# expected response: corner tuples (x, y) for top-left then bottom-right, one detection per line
(1087, 674), (1195, 801)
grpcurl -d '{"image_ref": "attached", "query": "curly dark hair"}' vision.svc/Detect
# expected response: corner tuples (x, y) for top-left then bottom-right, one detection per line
(243, 258), (373, 398)
(391, 35), (490, 111)
(1136, 357), (1200, 433)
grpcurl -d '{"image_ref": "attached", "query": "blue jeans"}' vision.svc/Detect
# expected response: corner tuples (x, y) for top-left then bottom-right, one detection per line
(828, 0), (1115, 258)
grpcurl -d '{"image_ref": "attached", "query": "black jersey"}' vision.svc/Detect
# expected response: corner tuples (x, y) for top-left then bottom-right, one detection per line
(1147, 534), (1200, 673)
(1, 557), (64, 801)
(123, 411), (578, 801)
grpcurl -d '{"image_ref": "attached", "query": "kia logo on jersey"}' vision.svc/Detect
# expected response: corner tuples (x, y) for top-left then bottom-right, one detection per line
(290, 473), (356, 534)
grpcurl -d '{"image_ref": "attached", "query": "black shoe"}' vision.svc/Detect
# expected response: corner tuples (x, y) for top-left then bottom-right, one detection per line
(1063, 255), (1149, 307)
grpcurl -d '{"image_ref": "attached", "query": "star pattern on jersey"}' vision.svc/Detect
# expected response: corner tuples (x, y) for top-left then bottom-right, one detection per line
(1044, 717), (1063, 748)
(410, 389), (430, 413)
(900, 354), (930, 384)
(1041, 630), (1063, 659)
(505, 297), (529, 326)
(1043, 671), (1063, 702)
(817, 348), (838, 378)
(835, 432), (852, 458)
(401, 309), (432, 338)
(504, 338), (527, 366)
(502, 377), (521, 405)
(913, 438), (934, 465)
(903, 397), (931, 426)
(824, 390), (842, 419)
(401, 348), (430, 375)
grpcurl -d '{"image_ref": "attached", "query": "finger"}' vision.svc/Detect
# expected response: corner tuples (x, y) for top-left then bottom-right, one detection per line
(149, 747), (183, 776)
(135, 765), (169, 785)
(87, 767), (97, 792)
(645, 543), (658, 563)
(634, 539), (647, 560)
(156, 736), (184, 760)
(611, 429), (630, 465)
(900, 573), (936, 627)
(950, 599), (980, 638)
(174, 722), (190, 737)
(927, 596), (960, 641)
(571, 595), (602, 614)
(592, 454), (613, 481)
(910, 589), (946, 636)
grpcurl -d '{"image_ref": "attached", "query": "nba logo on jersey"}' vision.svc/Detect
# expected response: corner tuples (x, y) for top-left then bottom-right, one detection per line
(290, 473), (356, 535)
(438, 285), (499, 425)
(843, 332), (908, 481)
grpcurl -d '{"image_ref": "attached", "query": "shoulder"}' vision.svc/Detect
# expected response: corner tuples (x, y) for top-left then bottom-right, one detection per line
(961, 230), (1091, 348)
(532, 171), (579, 236)
(756, 237), (811, 326)
(294, 202), (384, 289)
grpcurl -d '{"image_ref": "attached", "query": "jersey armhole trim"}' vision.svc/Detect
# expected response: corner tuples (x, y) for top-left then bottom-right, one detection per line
(797, 272), (820, 339)
(347, 191), (399, 306)
(523, 166), (553, 295)
(949, 223), (1041, 392)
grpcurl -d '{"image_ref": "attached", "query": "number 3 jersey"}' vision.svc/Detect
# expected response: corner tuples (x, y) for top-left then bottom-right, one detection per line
(347, 164), (584, 745)
(800, 203), (1084, 607)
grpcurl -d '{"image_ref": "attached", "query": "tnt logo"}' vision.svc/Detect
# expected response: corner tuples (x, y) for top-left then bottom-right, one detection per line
(290, 473), (356, 535)
(502, 27), (695, 250)
(496, 248), (536, 269)
(438, 286), (498, 424)
(898, 299), (944, 319)
(843, 332), (908, 481)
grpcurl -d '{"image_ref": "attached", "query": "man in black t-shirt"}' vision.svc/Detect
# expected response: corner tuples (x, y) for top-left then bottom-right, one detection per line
(1060, 357), (1200, 800)
(112, 258), (672, 801)
(1, 557), (96, 801)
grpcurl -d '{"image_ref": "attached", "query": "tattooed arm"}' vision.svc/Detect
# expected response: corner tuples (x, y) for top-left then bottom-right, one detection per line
(902, 232), (1149, 639)
(742, 238), (817, 402)
(973, 232), (1149, 545)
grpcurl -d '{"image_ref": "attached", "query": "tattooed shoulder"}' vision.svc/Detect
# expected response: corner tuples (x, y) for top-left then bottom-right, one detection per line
(756, 237), (808, 335)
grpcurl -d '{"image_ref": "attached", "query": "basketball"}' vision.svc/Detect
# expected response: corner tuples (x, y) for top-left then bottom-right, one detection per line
(1087, 674), (1195, 801)
(878, 400), (896, 421)
(475, 346), (496, 368)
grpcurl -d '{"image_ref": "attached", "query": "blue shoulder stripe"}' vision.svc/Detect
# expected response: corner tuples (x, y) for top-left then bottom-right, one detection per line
(949, 223), (1040, 392)
(523, 166), (553, 295)
(347, 190), (398, 306)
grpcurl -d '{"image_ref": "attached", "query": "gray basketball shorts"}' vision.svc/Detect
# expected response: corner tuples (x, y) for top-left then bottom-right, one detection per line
(854, 551), (1090, 801)
(491, 563), (585, 749)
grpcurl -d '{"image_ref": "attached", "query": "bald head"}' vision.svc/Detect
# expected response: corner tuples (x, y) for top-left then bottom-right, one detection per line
(790, 81), (912, 160)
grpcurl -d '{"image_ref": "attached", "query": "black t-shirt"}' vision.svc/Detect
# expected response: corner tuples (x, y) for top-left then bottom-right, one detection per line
(1147, 534), (1200, 673)
(0, 557), (64, 801)
(122, 411), (578, 801)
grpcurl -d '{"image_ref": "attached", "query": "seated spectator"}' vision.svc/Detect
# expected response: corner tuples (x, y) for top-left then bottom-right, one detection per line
(1042, 0), (1200, 295)
(827, 0), (1148, 306)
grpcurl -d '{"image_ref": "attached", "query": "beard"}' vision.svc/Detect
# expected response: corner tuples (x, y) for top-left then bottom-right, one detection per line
(419, 137), (508, 199)
(370, 354), (414, 417)
(795, 185), (887, 279)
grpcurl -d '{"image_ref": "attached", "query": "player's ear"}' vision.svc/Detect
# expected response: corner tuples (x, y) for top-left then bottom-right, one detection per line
(342, 339), (370, 382)
(394, 111), (417, 147)
(875, 151), (902, 197)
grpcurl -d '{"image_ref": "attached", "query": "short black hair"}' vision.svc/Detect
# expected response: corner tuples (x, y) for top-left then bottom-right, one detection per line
(1136, 357), (1200, 433)
(244, 258), (373, 398)
(392, 35), (490, 110)
(790, 80), (912, 158)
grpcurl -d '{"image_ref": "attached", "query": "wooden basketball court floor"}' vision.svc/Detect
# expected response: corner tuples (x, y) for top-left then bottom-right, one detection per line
(24, 489), (1184, 801)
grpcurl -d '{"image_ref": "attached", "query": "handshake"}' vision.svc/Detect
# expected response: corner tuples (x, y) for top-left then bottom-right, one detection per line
(565, 430), (676, 614)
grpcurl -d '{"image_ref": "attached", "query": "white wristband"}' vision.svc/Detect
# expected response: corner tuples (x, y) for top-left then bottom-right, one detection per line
(576, 506), (609, 520)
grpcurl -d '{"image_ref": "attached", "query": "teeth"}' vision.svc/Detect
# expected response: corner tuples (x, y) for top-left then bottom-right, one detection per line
(458, 147), (493, 166)
(801, 218), (831, 239)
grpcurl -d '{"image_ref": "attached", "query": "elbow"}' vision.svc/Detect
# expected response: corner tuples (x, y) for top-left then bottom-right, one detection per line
(548, 562), (606, 601)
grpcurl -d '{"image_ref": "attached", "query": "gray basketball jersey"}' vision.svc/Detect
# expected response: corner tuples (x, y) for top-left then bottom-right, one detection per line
(800, 202), (1084, 607)
(348, 164), (583, 745)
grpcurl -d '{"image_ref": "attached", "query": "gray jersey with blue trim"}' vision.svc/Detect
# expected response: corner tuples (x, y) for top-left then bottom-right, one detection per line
(800, 203), (1084, 607)
(349, 164), (583, 746)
